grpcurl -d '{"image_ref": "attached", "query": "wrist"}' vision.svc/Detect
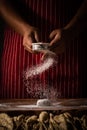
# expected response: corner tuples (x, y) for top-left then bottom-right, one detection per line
(20, 23), (32, 36)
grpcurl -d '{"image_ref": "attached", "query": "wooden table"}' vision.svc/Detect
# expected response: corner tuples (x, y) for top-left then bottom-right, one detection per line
(0, 98), (87, 111)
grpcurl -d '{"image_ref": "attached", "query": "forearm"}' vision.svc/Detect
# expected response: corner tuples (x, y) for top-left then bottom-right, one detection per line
(0, 0), (30, 36)
(64, 0), (87, 36)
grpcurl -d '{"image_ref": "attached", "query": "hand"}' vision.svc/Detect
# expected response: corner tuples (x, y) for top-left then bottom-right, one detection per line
(49, 29), (67, 54)
(40, 28), (73, 61)
(23, 26), (41, 53)
(41, 29), (67, 61)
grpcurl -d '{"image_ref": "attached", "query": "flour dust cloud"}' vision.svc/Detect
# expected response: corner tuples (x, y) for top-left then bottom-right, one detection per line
(23, 51), (61, 98)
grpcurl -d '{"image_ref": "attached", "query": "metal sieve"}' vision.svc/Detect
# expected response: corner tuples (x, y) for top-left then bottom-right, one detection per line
(32, 42), (49, 52)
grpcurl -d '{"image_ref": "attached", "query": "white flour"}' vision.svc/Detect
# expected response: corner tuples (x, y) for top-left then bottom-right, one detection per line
(25, 50), (57, 79)
(23, 50), (61, 98)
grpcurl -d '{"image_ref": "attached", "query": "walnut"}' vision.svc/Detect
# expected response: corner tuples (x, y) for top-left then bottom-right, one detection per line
(49, 113), (59, 130)
(0, 113), (13, 130)
(39, 111), (49, 123)
(81, 115), (87, 130)
(54, 112), (77, 130)
(12, 114), (24, 129)
(74, 117), (82, 130)
(22, 115), (38, 130)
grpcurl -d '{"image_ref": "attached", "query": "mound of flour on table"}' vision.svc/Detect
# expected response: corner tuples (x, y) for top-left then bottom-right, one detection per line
(36, 99), (52, 106)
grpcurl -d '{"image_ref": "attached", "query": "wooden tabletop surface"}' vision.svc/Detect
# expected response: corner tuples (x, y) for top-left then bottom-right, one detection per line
(0, 98), (87, 111)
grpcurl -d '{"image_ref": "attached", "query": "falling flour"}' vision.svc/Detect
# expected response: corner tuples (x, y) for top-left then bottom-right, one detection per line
(23, 50), (61, 98)
(25, 50), (57, 79)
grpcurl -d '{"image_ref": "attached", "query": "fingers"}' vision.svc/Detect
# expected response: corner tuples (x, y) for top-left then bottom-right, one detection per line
(23, 43), (33, 53)
(24, 46), (33, 53)
(49, 30), (57, 39)
(49, 29), (61, 46)
(35, 31), (41, 42)
(23, 27), (64, 54)
(41, 53), (45, 61)
(41, 51), (50, 61)
(49, 29), (66, 54)
(49, 34), (59, 46)
(23, 30), (40, 53)
(23, 36), (33, 53)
